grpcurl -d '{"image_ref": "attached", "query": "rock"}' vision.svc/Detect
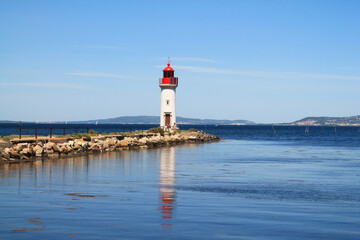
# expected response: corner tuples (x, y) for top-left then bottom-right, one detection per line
(75, 140), (86, 148)
(52, 144), (60, 152)
(124, 137), (134, 142)
(0, 130), (219, 163)
(188, 136), (197, 140)
(20, 154), (29, 160)
(20, 147), (31, 155)
(106, 138), (116, 146)
(33, 145), (41, 151)
(60, 145), (67, 153)
(13, 143), (28, 152)
(73, 142), (80, 150)
(117, 140), (129, 147)
(58, 144), (72, 153)
(107, 146), (116, 151)
(35, 147), (43, 157)
(4, 148), (11, 153)
(45, 149), (54, 154)
(149, 136), (160, 142)
(90, 143), (102, 151)
(102, 142), (109, 149)
(139, 137), (148, 145)
(66, 145), (73, 152)
(2, 151), (10, 160)
(9, 150), (20, 159)
(171, 135), (180, 141)
(46, 142), (55, 148)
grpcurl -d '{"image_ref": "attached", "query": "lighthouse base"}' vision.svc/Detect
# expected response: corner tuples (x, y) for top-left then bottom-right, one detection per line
(161, 113), (178, 130)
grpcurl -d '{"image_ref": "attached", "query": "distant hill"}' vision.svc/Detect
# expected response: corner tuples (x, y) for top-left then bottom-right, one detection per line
(0, 120), (18, 124)
(291, 115), (360, 126)
(71, 116), (254, 125)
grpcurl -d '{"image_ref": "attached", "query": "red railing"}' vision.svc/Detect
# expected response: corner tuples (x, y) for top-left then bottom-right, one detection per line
(159, 77), (178, 85)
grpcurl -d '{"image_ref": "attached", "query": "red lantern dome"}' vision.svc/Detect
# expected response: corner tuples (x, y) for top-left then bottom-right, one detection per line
(163, 63), (174, 71)
(159, 62), (178, 87)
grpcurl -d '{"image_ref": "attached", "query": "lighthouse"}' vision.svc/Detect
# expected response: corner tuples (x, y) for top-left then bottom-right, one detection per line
(159, 60), (178, 129)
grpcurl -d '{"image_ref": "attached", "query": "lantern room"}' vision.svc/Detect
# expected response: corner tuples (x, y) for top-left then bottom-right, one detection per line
(159, 63), (178, 86)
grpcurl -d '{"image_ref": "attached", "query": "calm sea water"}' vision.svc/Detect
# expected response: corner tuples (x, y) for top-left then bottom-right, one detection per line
(0, 124), (360, 239)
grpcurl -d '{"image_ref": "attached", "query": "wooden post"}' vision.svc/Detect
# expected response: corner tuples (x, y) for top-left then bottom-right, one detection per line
(76, 128), (78, 133)
(50, 128), (52, 138)
(63, 128), (66, 136)
(19, 128), (22, 139)
(35, 128), (38, 139)
(87, 127), (89, 133)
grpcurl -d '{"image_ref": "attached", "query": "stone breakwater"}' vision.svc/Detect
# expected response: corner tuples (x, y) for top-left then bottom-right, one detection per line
(0, 131), (220, 163)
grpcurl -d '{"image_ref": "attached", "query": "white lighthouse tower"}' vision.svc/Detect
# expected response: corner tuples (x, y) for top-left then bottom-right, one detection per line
(159, 60), (178, 129)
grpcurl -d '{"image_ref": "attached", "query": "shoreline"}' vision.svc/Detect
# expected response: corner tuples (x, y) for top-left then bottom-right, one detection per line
(0, 130), (220, 164)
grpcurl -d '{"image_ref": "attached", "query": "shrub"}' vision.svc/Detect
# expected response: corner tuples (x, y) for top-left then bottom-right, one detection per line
(82, 134), (91, 141)
(88, 129), (99, 135)
(102, 132), (117, 135)
(148, 127), (164, 135)
(71, 133), (82, 139)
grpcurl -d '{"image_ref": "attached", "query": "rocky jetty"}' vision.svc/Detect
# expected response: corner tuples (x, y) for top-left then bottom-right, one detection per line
(0, 131), (219, 163)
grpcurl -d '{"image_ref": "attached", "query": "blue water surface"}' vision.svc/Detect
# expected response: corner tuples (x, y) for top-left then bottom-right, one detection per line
(0, 124), (359, 239)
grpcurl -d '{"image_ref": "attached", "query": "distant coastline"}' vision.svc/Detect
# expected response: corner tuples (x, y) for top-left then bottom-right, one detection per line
(1, 114), (360, 126)
(0, 116), (254, 125)
(284, 115), (360, 126)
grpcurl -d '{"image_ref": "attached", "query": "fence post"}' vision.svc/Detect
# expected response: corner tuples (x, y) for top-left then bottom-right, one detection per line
(19, 128), (22, 139)
(35, 128), (38, 139)
(63, 128), (66, 136)
(87, 127), (89, 133)
(130, 127), (132, 133)
(50, 128), (52, 138)
(76, 128), (78, 133)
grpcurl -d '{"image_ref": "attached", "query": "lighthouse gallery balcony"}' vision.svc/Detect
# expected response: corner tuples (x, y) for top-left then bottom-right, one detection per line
(159, 77), (178, 87)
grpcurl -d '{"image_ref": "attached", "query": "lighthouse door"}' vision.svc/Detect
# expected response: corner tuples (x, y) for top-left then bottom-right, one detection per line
(165, 114), (171, 127)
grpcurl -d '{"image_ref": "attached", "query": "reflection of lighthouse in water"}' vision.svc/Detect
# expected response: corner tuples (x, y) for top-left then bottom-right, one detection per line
(159, 147), (176, 226)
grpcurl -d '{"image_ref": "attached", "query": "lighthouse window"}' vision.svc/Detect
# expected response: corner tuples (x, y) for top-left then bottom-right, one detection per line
(166, 100), (170, 105)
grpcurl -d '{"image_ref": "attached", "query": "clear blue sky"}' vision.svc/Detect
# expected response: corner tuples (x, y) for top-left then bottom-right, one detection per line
(1, 0), (359, 123)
